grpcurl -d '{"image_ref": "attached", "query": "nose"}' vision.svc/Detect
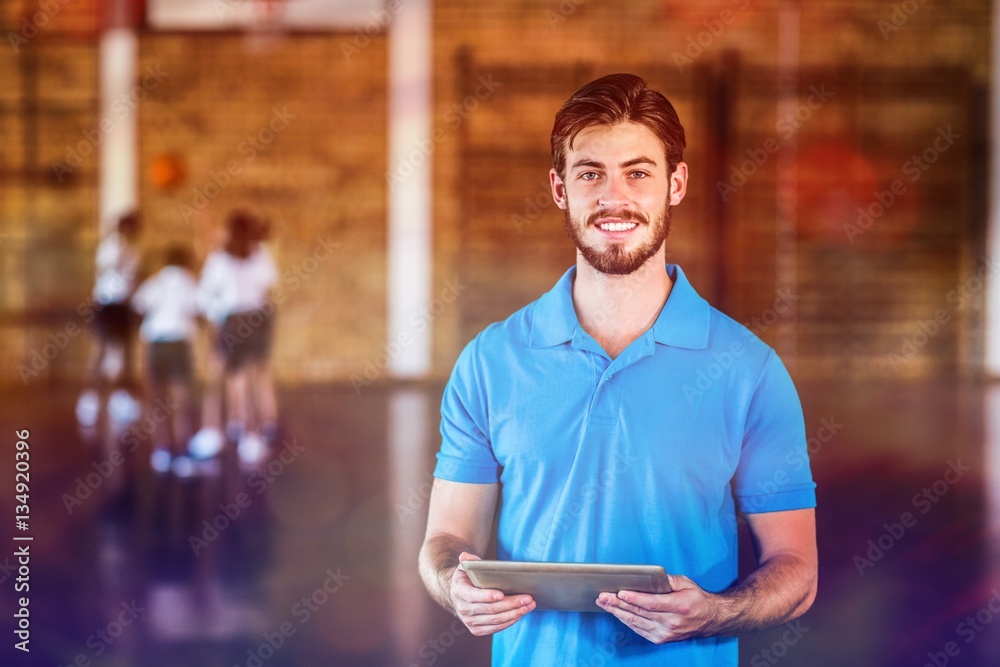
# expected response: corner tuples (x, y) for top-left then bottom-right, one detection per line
(597, 175), (628, 209)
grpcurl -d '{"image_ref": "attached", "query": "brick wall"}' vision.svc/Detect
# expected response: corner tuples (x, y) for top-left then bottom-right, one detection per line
(0, 0), (992, 388)
(137, 32), (388, 384)
(1, 1), (100, 389)
(1, 7), (390, 388)
(431, 0), (991, 380)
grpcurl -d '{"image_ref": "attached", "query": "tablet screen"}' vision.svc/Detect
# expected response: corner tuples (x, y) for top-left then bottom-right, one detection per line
(461, 560), (671, 612)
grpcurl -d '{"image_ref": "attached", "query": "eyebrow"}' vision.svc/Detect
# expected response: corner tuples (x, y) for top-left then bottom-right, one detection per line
(569, 156), (660, 171)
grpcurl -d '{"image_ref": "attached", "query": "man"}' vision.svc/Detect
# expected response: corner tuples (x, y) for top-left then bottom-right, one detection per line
(419, 73), (816, 666)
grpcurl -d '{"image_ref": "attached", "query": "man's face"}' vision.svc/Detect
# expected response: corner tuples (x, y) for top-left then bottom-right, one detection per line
(550, 121), (687, 276)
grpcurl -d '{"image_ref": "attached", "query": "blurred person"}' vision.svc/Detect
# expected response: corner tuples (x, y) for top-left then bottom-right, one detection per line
(419, 74), (817, 666)
(131, 244), (200, 475)
(76, 210), (143, 430)
(191, 210), (279, 465)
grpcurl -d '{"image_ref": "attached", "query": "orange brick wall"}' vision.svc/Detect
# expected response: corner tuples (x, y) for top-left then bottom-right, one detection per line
(1, 1), (100, 390)
(0, 1), (992, 388)
(137, 32), (388, 384)
(431, 0), (991, 380)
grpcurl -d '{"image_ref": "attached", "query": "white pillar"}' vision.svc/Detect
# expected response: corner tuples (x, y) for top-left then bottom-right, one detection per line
(387, 0), (433, 377)
(987, 0), (1000, 377)
(98, 28), (139, 233)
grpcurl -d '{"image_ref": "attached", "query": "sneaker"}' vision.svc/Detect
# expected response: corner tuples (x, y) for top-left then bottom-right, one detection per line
(188, 427), (224, 459)
(108, 389), (141, 425)
(237, 431), (268, 466)
(75, 390), (100, 427)
(150, 447), (172, 474)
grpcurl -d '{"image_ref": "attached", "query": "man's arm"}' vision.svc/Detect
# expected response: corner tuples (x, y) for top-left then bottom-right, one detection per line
(597, 507), (817, 643)
(418, 478), (536, 634)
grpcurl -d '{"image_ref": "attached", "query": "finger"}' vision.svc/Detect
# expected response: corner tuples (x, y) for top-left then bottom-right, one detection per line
(479, 612), (531, 635)
(465, 610), (531, 637)
(452, 564), (504, 604)
(464, 598), (536, 628)
(453, 555), (479, 586)
(616, 590), (667, 612)
(597, 592), (648, 617)
(458, 598), (535, 637)
(600, 600), (656, 639)
(457, 593), (535, 617)
(453, 578), (509, 605)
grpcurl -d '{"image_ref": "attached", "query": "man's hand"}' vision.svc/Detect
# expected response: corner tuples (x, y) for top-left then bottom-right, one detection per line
(597, 509), (818, 644)
(420, 481), (538, 635)
(596, 574), (718, 644)
(451, 553), (536, 636)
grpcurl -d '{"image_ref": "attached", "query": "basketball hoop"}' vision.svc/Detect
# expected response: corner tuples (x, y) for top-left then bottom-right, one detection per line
(250, 0), (287, 28)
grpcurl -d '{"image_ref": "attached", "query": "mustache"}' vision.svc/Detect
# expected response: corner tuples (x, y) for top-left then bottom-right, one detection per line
(586, 208), (649, 226)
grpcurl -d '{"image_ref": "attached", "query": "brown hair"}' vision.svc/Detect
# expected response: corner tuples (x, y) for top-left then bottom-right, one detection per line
(117, 210), (141, 238)
(224, 209), (259, 260)
(550, 73), (686, 178)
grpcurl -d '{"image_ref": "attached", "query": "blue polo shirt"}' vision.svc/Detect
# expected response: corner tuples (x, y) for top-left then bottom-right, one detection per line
(435, 264), (816, 666)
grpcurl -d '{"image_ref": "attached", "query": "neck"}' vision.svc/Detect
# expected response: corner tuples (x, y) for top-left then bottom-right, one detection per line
(571, 249), (672, 358)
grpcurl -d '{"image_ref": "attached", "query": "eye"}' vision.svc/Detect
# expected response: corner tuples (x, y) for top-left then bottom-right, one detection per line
(629, 170), (648, 179)
(579, 171), (600, 181)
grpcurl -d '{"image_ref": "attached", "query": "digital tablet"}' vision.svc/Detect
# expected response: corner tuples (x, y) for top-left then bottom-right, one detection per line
(461, 560), (671, 612)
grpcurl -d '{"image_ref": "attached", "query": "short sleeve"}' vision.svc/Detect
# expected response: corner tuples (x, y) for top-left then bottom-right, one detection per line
(732, 350), (816, 514)
(196, 254), (231, 323)
(434, 336), (501, 484)
(131, 276), (154, 315)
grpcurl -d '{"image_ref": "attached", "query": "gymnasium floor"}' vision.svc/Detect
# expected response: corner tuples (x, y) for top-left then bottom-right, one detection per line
(1, 377), (998, 666)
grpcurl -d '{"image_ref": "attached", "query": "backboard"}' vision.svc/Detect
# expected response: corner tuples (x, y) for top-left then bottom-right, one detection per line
(147, 0), (389, 31)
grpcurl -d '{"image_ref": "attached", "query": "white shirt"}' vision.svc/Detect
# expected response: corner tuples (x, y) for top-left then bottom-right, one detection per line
(92, 233), (140, 304)
(132, 266), (200, 342)
(196, 246), (279, 325)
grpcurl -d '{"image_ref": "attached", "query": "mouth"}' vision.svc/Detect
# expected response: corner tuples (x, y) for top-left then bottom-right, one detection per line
(596, 221), (639, 232)
(587, 208), (646, 235)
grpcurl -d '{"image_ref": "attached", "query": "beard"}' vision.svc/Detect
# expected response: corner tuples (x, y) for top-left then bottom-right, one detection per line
(562, 200), (672, 276)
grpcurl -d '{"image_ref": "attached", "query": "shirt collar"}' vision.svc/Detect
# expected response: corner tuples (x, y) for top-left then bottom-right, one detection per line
(652, 265), (710, 349)
(528, 264), (710, 350)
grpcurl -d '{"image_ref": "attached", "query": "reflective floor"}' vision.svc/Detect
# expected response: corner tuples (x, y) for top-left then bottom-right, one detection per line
(1, 378), (998, 666)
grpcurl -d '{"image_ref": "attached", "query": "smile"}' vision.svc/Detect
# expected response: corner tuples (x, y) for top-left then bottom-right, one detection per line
(597, 221), (638, 232)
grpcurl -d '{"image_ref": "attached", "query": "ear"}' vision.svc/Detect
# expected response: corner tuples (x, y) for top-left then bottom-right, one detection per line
(669, 162), (689, 206)
(550, 168), (568, 210)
